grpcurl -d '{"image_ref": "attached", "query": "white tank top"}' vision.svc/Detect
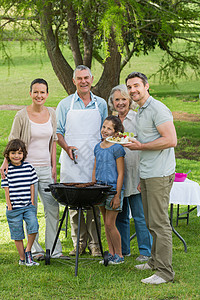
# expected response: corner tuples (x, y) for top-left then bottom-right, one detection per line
(26, 118), (53, 167)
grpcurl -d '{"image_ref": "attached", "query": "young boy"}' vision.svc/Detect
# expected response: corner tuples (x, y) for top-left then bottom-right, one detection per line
(1, 139), (39, 266)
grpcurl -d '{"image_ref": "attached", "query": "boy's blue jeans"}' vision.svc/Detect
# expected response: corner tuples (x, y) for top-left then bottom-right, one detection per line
(6, 205), (39, 240)
(116, 193), (152, 256)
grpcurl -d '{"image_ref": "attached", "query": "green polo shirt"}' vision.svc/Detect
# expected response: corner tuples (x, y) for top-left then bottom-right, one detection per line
(137, 96), (176, 179)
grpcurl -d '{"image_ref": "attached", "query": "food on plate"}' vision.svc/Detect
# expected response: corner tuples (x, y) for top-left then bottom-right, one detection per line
(107, 132), (135, 143)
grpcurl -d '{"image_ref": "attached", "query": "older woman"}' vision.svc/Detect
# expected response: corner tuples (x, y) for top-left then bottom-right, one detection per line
(108, 84), (152, 261)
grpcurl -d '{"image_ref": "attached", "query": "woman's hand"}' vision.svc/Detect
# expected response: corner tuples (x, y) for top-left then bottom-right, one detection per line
(0, 158), (8, 179)
(52, 166), (57, 183)
(110, 195), (120, 210)
(137, 182), (141, 192)
(7, 204), (12, 210)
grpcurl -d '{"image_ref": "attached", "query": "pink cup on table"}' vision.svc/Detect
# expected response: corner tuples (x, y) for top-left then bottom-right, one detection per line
(174, 173), (188, 182)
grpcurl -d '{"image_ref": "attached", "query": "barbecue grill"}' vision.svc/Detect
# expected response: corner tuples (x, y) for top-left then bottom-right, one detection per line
(45, 182), (116, 276)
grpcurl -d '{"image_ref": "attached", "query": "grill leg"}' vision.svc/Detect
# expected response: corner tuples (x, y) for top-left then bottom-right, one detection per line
(65, 209), (68, 238)
(51, 206), (68, 256)
(187, 205), (190, 225)
(75, 207), (82, 277)
(91, 205), (104, 257)
(130, 233), (136, 241)
(176, 204), (180, 226)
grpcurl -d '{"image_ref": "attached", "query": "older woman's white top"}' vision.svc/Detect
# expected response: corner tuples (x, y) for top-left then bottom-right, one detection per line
(123, 109), (140, 197)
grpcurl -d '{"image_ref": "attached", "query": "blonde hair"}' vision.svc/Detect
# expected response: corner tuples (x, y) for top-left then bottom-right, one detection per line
(108, 84), (137, 112)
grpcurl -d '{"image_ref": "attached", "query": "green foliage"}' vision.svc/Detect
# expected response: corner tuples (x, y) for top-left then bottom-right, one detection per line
(0, 0), (200, 85)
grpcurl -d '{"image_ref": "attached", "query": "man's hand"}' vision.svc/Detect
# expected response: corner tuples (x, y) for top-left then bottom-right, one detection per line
(124, 139), (142, 150)
(66, 146), (78, 160)
(57, 133), (78, 161)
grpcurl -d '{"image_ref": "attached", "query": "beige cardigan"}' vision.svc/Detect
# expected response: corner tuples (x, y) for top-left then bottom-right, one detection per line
(9, 107), (57, 155)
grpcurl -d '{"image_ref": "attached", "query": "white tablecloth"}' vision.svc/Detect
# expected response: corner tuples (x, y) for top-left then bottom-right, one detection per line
(170, 178), (200, 217)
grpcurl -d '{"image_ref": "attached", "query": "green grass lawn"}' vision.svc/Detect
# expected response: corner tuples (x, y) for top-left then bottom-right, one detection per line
(175, 121), (200, 162)
(0, 113), (199, 299)
(0, 197), (200, 299)
(0, 41), (200, 299)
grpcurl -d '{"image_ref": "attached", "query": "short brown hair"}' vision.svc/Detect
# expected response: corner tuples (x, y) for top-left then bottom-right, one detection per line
(125, 72), (148, 86)
(3, 139), (27, 162)
(30, 78), (48, 93)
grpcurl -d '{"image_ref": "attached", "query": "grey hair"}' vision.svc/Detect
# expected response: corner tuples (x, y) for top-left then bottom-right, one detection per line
(108, 84), (137, 111)
(73, 65), (93, 79)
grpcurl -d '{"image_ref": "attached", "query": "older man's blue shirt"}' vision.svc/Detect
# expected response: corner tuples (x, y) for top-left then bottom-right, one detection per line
(56, 91), (108, 136)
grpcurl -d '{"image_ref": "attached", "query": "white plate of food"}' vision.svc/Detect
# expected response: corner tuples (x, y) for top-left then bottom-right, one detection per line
(106, 132), (136, 145)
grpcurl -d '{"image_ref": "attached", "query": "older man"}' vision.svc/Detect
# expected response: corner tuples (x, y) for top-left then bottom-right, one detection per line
(125, 72), (177, 285)
(56, 65), (108, 256)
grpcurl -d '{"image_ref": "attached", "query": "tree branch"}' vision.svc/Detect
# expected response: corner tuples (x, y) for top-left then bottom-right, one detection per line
(120, 44), (136, 70)
(92, 50), (104, 66)
(66, 3), (83, 66)
(142, 29), (200, 44)
(39, 0), (75, 94)
(93, 27), (121, 102)
(82, 29), (93, 68)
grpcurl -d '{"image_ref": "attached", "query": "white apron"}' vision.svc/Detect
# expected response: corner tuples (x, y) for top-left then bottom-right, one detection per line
(60, 94), (101, 183)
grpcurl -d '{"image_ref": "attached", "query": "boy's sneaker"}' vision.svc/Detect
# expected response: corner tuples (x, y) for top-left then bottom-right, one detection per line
(99, 253), (113, 264)
(25, 251), (40, 266)
(19, 259), (26, 265)
(109, 254), (124, 265)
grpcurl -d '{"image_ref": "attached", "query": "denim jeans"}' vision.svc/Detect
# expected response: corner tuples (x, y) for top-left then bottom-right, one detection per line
(116, 193), (152, 256)
(99, 190), (124, 212)
(6, 205), (39, 240)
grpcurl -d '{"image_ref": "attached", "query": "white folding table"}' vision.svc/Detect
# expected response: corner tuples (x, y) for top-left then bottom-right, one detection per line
(169, 178), (200, 252)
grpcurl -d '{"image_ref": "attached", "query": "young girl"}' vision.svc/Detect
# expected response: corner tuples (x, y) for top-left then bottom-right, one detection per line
(1, 139), (39, 266)
(92, 116), (125, 264)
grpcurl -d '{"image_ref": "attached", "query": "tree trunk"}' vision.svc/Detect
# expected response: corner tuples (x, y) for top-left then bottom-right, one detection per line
(39, 2), (76, 95)
(82, 30), (93, 68)
(67, 5), (83, 66)
(92, 29), (121, 106)
(39, 3), (121, 105)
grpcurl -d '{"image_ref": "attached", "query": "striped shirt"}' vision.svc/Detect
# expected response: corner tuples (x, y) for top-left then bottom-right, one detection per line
(1, 161), (38, 209)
